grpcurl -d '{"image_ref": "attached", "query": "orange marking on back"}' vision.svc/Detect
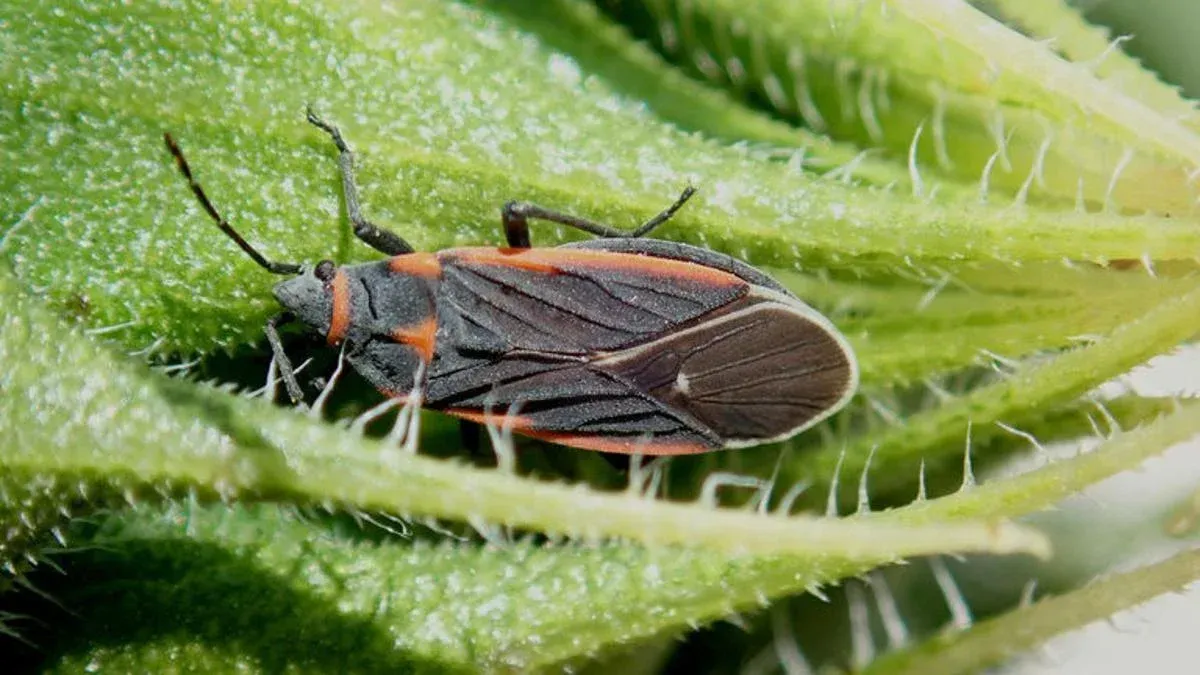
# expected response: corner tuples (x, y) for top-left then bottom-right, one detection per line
(326, 269), (351, 346)
(388, 252), (442, 278)
(441, 407), (712, 455)
(520, 429), (713, 455)
(457, 248), (560, 274)
(442, 407), (534, 429)
(390, 317), (438, 362)
(446, 247), (744, 287)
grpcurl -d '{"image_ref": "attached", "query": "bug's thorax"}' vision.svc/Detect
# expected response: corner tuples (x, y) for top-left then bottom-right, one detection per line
(273, 259), (441, 351)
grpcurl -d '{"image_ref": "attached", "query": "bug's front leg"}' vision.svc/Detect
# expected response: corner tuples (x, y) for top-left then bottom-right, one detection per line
(305, 106), (415, 256)
(265, 313), (305, 403)
(500, 186), (697, 248)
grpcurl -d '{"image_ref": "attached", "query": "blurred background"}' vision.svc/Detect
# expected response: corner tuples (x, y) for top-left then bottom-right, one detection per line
(1075, 0), (1200, 100)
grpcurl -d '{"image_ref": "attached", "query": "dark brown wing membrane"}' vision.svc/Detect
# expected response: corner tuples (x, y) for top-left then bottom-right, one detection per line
(599, 295), (854, 444)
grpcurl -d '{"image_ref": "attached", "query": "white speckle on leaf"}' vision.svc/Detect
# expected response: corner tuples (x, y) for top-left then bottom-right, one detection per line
(547, 53), (582, 89)
(705, 180), (742, 216)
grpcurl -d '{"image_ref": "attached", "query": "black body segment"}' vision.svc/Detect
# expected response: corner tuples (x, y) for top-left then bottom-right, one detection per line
(433, 247), (747, 353)
(286, 258), (441, 396)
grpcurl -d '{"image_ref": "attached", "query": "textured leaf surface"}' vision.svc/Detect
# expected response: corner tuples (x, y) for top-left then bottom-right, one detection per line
(981, 0), (1200, 134)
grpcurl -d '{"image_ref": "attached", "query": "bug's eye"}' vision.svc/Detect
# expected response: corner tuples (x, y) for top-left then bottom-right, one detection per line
(314, 259), (336, 282)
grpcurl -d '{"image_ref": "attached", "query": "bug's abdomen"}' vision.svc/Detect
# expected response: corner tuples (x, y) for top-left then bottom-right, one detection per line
(424, 349), (724, 454)
(419, 247), (765, 453)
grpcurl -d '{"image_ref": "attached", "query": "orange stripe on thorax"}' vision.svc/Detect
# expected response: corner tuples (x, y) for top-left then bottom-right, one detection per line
(326, 269), (351, 346)
(445, 247), (744, 287)
(390, 317), (438, 362)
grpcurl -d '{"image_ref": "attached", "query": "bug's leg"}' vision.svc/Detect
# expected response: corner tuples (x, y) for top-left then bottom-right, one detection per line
(500, 203), (533, 249)
(305, 106), (415, 256)
(265, 313), (305, 403)
(501, 186), (696, 248)
(627, 185), (697, 237)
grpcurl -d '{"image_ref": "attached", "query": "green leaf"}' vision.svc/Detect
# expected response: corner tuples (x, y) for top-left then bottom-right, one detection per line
(26, 399), (1198, 672)
(8, 497), (1038, 673)
(27, 396), (1198, 672)
(604, 0), (1200, 212)
(874, 398), (1200, 523)
(41, 503), (794, 673)
(475, 0), (936, 192)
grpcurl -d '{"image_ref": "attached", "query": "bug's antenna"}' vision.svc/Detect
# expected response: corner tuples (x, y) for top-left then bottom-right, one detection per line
(163, 133), (303, 275)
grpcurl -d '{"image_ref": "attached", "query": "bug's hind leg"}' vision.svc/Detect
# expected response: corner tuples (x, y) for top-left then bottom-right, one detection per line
(305, 106), (414, 256)
(501, 186), (696, 248)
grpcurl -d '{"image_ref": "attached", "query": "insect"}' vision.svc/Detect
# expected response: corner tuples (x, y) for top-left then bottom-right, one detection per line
(163, 109), (858, 455)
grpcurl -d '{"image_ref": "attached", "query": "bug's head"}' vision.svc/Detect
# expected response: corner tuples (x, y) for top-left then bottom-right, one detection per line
(272, 259), (340, 338)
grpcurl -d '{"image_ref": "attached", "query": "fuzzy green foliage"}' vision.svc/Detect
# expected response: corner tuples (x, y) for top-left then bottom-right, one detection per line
(2, 0), (1199, 672)
(599, 0), (1200, 214)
